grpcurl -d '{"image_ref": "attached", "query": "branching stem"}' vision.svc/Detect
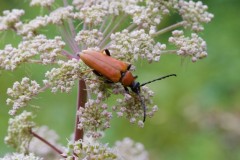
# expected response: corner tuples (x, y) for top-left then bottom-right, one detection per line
(152, 21), (185, 37)
(30, 130), (66, 158)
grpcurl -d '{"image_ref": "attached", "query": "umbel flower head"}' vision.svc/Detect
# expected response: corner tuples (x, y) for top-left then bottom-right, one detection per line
(4, 111), (36, 153)
(0, 0), (213, 159)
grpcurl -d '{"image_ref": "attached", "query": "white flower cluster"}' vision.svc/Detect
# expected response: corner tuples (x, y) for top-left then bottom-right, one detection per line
(63, 137), (117, 160)
(0, 153), (43, 160)
(0, 44), (30, 70)
(110, 29), (166, 63)
(15, 16), (48, 36)
(0, 35), (65, 70)
(48, 6), (74, 24)
(146, 0), (179, 15)
(25, 35), (65, 64)
(14, 6), (74, 36)
(44, 59), (84, 93)
(169, 30), (207, 62)
(29, 126), (62, 159)
(112, 86), (158, 127)
(114, 137), (149, 160)
(74, 5), (107, 25)
(6, 77), (40, 115)
(77, 93), (112, 138)
(178, 0), (214, 31)
(30, 0), (55, 7)
(4, 111), (36, 153)
(125, 4), (161, 28)
(75, 29), (103, 48)
(0, 9), (24, 31)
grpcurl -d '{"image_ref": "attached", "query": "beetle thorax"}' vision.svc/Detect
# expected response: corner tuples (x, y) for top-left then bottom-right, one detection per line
(121, 71), (135, 87)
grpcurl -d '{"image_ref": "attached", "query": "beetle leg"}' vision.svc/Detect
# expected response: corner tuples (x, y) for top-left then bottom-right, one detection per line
(104, 79), (114, 83)
(124, 87), (130, 94)
(127, 64), (131, 70)
(93, 70), (102, 77)
(104, 49), (111, 56)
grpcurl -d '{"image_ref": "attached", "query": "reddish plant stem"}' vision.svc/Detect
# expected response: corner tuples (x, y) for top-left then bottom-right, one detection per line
(74, 79), (87, 141)
(30, 130), (66, 158)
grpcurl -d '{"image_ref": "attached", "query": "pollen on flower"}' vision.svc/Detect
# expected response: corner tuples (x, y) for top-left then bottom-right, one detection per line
(6, 77), (40, 115)
(5, 111), (36, 153)
(44, 59), (86, 93)
(169, 30), (208, 62)
(0, 9), (25, 31)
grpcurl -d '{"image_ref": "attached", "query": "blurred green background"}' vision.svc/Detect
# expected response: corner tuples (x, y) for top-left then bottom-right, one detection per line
(1, 0), (240, 159)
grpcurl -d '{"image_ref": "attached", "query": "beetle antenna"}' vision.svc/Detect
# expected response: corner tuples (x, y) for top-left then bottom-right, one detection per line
(140, 74), (176, 87)
(136, 89), (146, 122)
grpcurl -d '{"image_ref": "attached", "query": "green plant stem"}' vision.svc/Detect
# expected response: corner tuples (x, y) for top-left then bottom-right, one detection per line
(152, 21), (185, 37)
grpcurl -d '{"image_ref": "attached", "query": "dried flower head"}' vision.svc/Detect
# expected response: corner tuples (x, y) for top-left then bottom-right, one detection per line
(6, 77), (40, 115)
(4, 111), (36, 153)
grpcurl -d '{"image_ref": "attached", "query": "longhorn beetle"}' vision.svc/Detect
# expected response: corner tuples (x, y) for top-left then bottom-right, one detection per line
(79, 49), (176, 122)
